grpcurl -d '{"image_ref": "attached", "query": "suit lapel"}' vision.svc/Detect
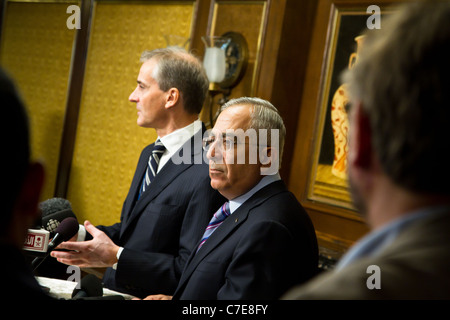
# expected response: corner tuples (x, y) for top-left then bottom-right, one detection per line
(175, 204), (250, 297)
(194, 181), (286, 261)
(125, 161), (193, 230)
(175, 180), (286, 295)
(121, 144), (153, 226)
(120, 126), (205, 238)
(192, 204), (249, 262)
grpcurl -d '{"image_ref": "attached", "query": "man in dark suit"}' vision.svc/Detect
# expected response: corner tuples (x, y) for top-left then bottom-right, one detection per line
(143, 97), (318, 300)
(52, 47), (224, 298)
(0, 68), (48, 300)
(283, 1), (450, 299)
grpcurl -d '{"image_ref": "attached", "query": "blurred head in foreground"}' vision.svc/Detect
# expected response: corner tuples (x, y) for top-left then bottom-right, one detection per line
(0, 68), (44, 249)
(342, 0), (450, 223)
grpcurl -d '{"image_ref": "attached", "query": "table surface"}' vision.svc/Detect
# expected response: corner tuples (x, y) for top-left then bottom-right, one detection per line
(36, 276), (136, 300)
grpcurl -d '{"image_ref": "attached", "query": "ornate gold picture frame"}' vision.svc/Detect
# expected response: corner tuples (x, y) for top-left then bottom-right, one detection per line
(307, 5), (389, 213)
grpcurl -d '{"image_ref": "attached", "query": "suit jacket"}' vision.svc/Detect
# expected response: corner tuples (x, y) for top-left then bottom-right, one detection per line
(172, 180), (319, 300)
(282, 210), (450, 299)
(94, 126), (225, 298)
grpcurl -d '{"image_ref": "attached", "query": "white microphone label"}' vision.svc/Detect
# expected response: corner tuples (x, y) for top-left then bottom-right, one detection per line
(24, 229), (50, 253)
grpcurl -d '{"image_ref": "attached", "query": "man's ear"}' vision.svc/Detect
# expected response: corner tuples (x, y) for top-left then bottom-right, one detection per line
(259, 146), (279, 175)
(348, 103), (373, 169)
(165, 88), (180, 109)
(15, 162), (45, 225)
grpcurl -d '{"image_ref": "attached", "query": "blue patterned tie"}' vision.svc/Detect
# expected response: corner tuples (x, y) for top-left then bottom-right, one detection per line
(139, 139), (166, 199)
(197, 202), (231, 252)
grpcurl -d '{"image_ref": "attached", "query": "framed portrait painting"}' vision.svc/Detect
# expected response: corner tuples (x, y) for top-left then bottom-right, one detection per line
(306, 3), (392, 214)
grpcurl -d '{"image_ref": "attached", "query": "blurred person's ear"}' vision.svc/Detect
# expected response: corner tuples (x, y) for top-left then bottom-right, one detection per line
(348, 103), (373, 170)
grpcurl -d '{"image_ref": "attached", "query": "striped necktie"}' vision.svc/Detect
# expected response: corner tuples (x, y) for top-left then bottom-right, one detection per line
(197, 202), (231, 252)
(139, 139), (166, 199)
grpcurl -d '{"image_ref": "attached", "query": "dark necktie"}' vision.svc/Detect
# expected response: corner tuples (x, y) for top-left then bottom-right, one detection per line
(197, 202), (231, 252)
(138, 139), (166, 199)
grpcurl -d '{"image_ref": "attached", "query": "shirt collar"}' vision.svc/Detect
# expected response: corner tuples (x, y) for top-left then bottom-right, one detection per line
(228, 173), (281, 214)
(159, 119), (202, 154)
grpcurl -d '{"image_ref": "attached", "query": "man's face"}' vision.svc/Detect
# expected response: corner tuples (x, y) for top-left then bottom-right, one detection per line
(129, 58), (168, 128)
(206, 105), (263, 200)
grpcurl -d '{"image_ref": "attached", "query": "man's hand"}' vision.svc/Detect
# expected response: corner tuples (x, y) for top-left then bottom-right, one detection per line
(51, 220), (119, 268)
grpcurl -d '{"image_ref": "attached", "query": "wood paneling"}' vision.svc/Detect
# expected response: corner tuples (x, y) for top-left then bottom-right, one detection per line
(256, 0), (318, 184)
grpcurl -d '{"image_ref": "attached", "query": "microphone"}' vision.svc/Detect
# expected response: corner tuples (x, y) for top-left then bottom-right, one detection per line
(31, 217), (79, 272)
(23, 228), (50, 256)
(40, 197), (72, 215)
(70, 274), (124, 300)
(47, 217), (79, 252)
(40, 198), (77, 237)
(24, 198), (77, 257)
(71, 274), (103, 300)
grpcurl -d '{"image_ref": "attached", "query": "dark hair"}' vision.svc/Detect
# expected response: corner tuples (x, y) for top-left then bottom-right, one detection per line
(343, 0), (450, 194)
(140, 47), (209, 114)
(0, 68), (30, 232)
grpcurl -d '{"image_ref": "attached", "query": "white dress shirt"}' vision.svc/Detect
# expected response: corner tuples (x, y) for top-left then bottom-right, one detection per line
(77, 120), (203, 269)
(157, 119), (203, 172)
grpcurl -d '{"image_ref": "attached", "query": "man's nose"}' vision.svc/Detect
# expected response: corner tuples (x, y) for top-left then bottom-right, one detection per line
(129, 87), (138, 102)
(207, 140), (222, 161)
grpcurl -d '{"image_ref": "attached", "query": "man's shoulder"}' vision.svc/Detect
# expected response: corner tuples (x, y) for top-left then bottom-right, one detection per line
(251, 181), (303, 211)
(282, 258), (381, 299)
(283, 213), (450, 300)
(245, 181), (309, 227)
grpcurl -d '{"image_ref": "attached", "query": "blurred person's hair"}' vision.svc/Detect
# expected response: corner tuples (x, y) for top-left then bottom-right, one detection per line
(342, 0), (450, 194)
(0, 68), (31, 233)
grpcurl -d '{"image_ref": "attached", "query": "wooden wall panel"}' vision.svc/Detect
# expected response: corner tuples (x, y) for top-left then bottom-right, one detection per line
(196, 0), (268, 127)
(209, 0), (266, 97)
(255, 0), (317, 184)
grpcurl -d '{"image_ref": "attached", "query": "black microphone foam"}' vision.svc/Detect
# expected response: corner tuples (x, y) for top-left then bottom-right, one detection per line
(39, 198), (77, 236)
(39, 198), (72, 216)
(43, 209), (77, 235)
(72, 274), (103, 299)
(50, 217), (79, 246)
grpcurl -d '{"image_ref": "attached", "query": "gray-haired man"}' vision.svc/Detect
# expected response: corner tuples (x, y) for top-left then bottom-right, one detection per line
(142, 97), (318, 300)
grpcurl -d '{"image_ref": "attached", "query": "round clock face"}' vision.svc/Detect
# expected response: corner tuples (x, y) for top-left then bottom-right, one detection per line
(220, 32), (248, 89)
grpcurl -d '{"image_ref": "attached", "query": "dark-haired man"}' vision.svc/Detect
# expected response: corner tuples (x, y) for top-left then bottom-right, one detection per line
(52, 47), (224, 298)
